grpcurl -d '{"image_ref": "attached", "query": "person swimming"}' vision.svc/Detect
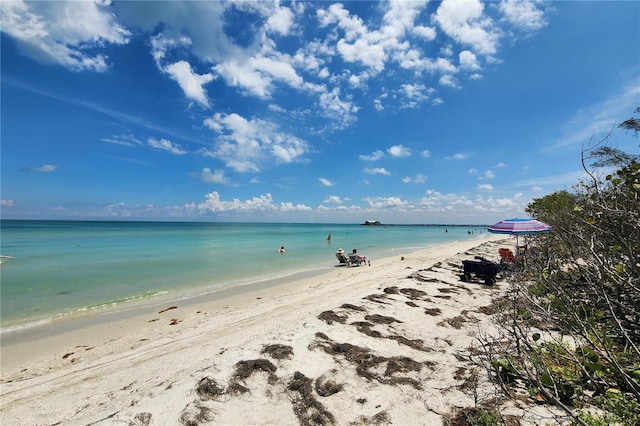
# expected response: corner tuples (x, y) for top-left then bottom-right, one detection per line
(279, 246), (285, 253)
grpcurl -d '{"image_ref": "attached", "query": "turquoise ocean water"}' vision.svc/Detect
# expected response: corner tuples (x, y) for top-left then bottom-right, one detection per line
(0, 220), (486, 331)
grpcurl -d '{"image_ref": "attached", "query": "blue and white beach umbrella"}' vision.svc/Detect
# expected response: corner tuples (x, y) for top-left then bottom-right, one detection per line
(487, 217), (552, 247)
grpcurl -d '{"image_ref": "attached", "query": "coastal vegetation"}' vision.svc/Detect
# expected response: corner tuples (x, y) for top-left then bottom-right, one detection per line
(478, 109), (640, 425)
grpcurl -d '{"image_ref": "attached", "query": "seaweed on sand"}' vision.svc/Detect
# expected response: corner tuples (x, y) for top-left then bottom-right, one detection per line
(400, 288), (429, 300)
(350, 321), (383, 338)
(227, 358), (278, 394)
(288, 371), (336, 425)
(438, 314), (468, 329)
(309, 339), (424, 389)
(318, 310), (348, 325)
(179, 402), (213, 426)
(314, 371), (344, 397)
(352, 411), (391, 425)
(365, 314), (402, 325)
(383, 286), (400, 294)
(387, 335), (431, 352)
(340, 303), (367, 312)
(196, 377), (225, 400)
(261, 343), (294, 360)
(363, 293), (391, 304)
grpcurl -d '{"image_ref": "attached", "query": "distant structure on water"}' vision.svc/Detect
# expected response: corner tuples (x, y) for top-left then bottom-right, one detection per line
(361, 220), (382, 226)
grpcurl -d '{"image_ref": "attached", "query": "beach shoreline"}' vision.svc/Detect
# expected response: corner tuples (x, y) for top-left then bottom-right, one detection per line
(0, 234), (563, 425)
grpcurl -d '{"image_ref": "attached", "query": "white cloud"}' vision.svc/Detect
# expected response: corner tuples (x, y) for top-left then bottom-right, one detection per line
(363, 167), (391, 176)
(477, 184), (494, 190)
(148, 137), (188, 155)
(403, 173), (428, 184)
(202, 112), (309, 173)
(483, 170), (496, 179)
(420, 150), (431, 158)
(317, 1), (430, 76)
(400, 83), (431, 108)
(434, 0), (500, 56)
(318, 86), (359, 129)
(266, 5), (295, 36)
(364, 196), (409, 209)
(459, 50), (480, 70)
(1, 0), (130, 71)
(191, 168), (229, 184)
(164, 61), (215, 108)
(101, 134), (143, 147)
(197, 191), (312, 213)
(1, 200), (15, 207)
(499, 0), (548, 31)
(36, 164), (58, 172)
(319, 178), (334, 187)
(439, 74), (460, 89)
(387, 145), (412, 158)
(322, 195), (345, 204)
(446, 152), (470, 160)
(360, 150), (386, 161)
(412, 25), (437, 41)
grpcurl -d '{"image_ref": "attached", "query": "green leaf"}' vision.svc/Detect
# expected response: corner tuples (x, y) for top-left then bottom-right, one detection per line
(532, 333), (541, 342)
(540, 374), (554, 387)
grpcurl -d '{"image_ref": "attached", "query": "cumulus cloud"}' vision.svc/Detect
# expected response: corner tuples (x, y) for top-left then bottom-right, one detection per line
(190, 168), (229, 184)
(2, 0), (552, 139)
(202, 112), (309, 173)
(499, 0), (548, 31)
(197, 191), (311, 213)
(1, 0), (130, 71)
(403, 173), (428, 184)
(412, 25), (437, 41)
(148, 138), (188, 155)
(359, 150), (386, 162)
(459, 50), (480, 70)
(1, 200), (15, 207)
(322, 195), (346, 204)
(439, 74), (460, 89)
(420, 150), (431, 158)
(364, 196), (409, 209)
(387, 145), (411, 158)
(434, 0), (500, 56)
(266, 4), (295, 36)
(164, 61), (215, 108)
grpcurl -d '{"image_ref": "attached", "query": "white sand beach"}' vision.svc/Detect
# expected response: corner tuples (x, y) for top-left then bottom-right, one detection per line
(0, 235), (564, 425)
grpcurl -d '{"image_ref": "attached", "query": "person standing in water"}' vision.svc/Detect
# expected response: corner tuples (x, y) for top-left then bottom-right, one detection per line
(327, 233), (332, 242)
(279, 246), (285, 254)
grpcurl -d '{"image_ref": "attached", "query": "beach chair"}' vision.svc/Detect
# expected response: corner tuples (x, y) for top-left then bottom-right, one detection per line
(336, 252), (350, 266)
(348, 253), (365, 266)
(499, 248), (517, 264)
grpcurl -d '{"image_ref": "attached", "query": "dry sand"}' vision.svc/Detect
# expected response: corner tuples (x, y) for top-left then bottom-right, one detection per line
(0, 235), (564, 425)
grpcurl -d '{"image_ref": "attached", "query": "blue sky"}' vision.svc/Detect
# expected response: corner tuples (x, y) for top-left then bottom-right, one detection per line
(1, 1), (638, 224)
